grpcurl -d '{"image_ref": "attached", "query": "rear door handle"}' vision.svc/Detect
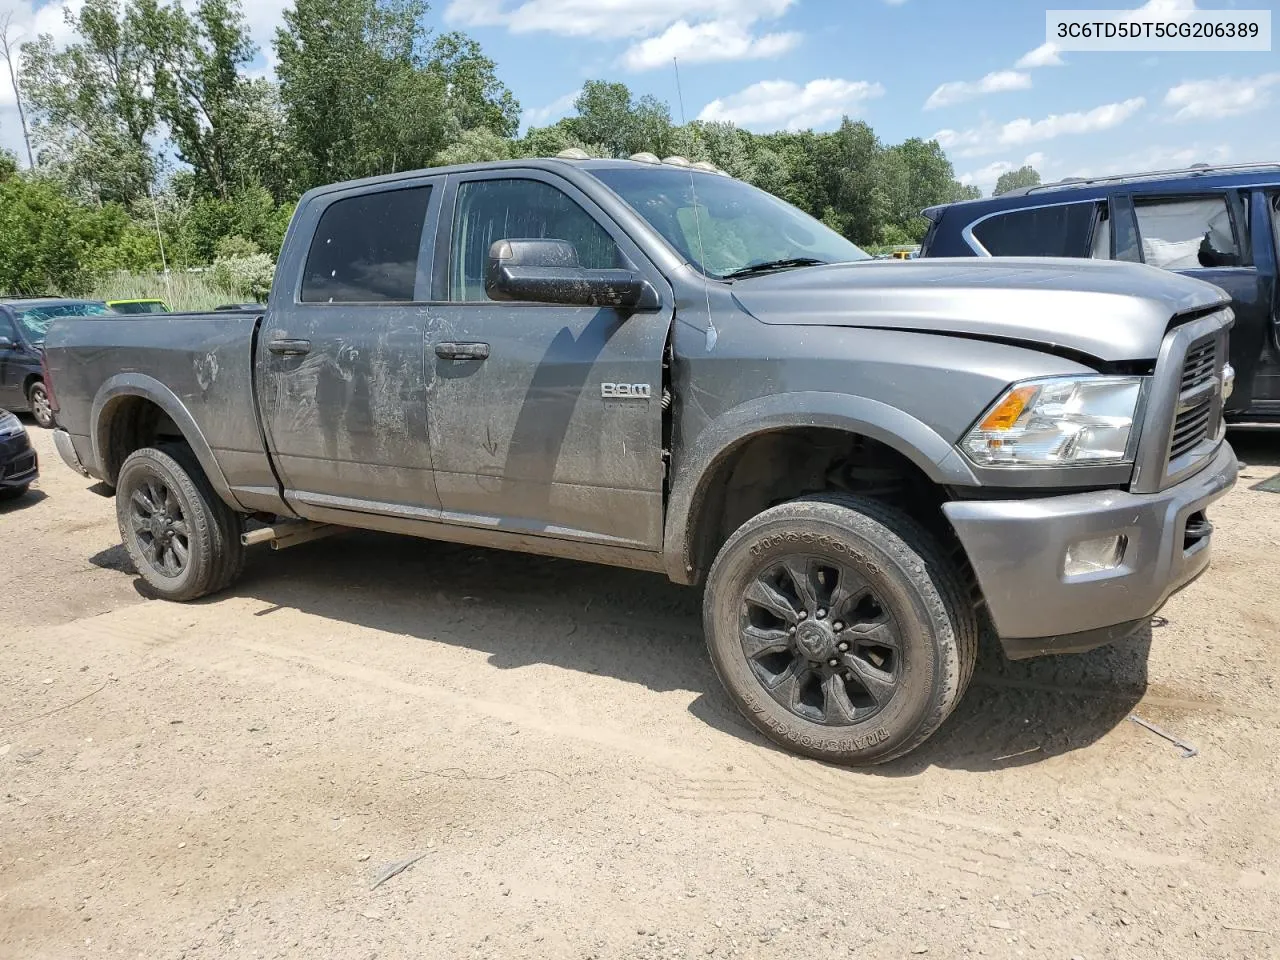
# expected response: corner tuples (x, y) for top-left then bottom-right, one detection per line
(268, 338), (312, 357)
(435, 341), (490, 361)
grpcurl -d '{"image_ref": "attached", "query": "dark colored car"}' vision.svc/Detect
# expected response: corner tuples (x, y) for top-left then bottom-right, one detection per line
(0, 298), (111, 427)
(920, 162), (1280, 425)
(0, 408), (38, 500)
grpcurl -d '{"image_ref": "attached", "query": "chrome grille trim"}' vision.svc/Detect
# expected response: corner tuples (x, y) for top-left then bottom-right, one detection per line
(1130, 308), (1233, 495)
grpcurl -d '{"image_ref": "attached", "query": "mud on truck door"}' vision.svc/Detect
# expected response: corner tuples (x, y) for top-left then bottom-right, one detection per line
(422, 171), (672, 550)
(257, 177), (447, 516)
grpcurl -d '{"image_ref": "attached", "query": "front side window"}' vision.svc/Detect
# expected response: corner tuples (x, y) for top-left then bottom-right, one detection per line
(301, 186), (431, 303)
(1133, 195), (1240, 270)
(970, 202), (1101, 258)
(17, 302), (110, 343)
(450, 179), (621, 302)
(591, 166), (868, 279)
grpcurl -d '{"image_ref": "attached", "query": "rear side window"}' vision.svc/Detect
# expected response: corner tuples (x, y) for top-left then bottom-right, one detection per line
(970, 202), (1100, 257)
(1133, 195), (1240, 270)
(301, 187), (431, 303)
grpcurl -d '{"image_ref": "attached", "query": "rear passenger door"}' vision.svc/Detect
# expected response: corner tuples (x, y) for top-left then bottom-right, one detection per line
(422, 170), (672, 551)
(1128, 191), (1265, 415)
(257, 176), (446, 516)
(966, 200), (1106, 258)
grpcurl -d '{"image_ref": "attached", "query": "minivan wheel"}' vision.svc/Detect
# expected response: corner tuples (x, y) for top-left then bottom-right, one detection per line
(115, 445), (245, 601)
(28, 381), (54, 428)
(703, 494), (977, 766)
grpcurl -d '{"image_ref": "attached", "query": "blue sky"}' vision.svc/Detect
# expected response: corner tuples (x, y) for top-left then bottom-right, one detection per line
(2, 0), (1277, 193)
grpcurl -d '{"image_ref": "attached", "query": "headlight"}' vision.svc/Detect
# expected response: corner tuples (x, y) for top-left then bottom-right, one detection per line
(0, 411), (22, 439)
(962, 376), (1145, 466)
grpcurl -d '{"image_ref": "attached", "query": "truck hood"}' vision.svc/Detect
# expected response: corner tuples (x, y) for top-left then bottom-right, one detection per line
(729, 257), (1230, 362)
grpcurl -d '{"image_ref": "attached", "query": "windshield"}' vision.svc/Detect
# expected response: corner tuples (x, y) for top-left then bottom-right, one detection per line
(590, 166), (869, 279)
(110, 300), (169, 315)
(17, 302), (110, 342)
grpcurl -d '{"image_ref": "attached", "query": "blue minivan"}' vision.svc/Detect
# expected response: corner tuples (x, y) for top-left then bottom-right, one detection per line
(920, 163), (1280, 425)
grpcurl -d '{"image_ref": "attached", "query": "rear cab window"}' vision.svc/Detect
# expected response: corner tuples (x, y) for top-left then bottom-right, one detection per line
(301, 186), (432, 303)
(968, 201), (1103, 258)
(1132, 194), (1242, 269)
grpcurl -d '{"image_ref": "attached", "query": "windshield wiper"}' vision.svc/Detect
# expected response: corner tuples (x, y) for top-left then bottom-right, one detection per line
(722, 257), (829, 280)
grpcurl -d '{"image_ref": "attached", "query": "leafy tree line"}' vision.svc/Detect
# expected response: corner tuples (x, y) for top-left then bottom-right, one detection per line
(0, 0), (981, 297)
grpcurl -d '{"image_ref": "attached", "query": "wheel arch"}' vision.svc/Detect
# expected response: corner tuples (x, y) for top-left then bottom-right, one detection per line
(662, 392), (978, 585)
(90, 373), (244, 511)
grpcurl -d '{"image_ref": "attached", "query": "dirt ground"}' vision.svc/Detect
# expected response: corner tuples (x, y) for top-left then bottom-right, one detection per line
(2, 424), (1279, 960)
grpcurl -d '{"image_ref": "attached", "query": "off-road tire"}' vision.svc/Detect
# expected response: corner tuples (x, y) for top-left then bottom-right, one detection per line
(115, 444), (245, 601)
(27, 381), (54, 429)
(704, 493), (978, 766)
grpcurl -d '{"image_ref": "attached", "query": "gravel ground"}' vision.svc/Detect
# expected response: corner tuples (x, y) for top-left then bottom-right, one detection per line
(2, 424), (1278, 960)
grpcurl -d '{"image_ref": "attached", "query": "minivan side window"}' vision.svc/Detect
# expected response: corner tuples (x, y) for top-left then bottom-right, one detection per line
(301, 186), (431, 303)
(1132, 195), (1240, 270)
(969, 202), (1101, 258)
(450, 178), (621, 302)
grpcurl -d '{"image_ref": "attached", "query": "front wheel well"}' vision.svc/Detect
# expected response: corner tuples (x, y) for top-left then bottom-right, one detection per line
(685, 428), (961, 586)
(23, 373), (42, 396)
(98, 396), (188, 486)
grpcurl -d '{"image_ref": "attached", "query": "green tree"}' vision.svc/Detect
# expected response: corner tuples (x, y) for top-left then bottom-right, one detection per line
(139, 0), (257, 199)
(428, 32), (519, 139)
(567, 80), (672, 158)
(993, 164), (1041, 196)
(433, 128), (513, 166)
(19, 0), (157, 203)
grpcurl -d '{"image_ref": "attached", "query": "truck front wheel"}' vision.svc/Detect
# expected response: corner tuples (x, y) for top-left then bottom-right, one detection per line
(703, 494), (977, 766)
(115, 445), (245, 601)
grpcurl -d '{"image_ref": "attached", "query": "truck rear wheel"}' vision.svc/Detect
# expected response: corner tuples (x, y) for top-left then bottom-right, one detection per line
(703, 494), (977, 766)
(115, 445), (245, 601)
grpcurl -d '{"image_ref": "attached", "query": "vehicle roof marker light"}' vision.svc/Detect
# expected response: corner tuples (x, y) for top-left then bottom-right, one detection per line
(661, 155), (692, 168)
(629, 152), (661, 164)
(556, 148), (591, 160)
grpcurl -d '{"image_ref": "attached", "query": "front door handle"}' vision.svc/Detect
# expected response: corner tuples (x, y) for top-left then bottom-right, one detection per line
(435, 341), (490, 361)
(268, 338), (312, 357)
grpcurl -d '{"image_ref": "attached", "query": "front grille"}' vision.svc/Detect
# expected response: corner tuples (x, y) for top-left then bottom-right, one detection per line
(1168, 336), (1218, 463)
(1, 452), (36, 480)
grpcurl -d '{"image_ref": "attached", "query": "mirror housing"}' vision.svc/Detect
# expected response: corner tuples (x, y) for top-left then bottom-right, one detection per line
(485, 238), (657, 309)
(0, 335), (13, 349)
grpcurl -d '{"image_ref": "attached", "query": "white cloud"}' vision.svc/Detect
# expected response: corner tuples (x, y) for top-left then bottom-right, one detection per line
(1062, 142), (1230, 180)
(934, 97), (1147, 157)
(1164, 73), (1280, 122)
(522, 88), (581, 127)
(924, 70), (1031, 110)
(622, 18), (799, 70)
(698, 78), (884, 131)
(446, 0), (793, 39)
(1015, 42), (1064, 69)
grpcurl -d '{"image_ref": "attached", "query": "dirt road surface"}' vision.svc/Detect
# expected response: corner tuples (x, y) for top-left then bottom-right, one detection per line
(3, 425), (1279, 960)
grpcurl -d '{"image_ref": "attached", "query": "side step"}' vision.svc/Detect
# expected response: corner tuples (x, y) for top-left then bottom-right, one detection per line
(241, 521), (339, 551)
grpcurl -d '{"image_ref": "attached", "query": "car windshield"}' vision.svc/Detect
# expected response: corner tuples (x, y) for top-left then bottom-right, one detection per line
(110, 300), (169, 315)
(589, 166), (869, 279)
(17, 302), (110, 342)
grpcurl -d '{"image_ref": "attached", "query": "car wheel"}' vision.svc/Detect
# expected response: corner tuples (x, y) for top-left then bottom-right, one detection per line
(703, 493), (977, 766)
(0, 484), (30, 501)
(115, 444), (245, 601)
(28, 381), (54, 428)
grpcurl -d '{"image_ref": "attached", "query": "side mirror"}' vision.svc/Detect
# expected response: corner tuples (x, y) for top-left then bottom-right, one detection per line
(0, 335), (13, 349)
(485, 238), (657, 309)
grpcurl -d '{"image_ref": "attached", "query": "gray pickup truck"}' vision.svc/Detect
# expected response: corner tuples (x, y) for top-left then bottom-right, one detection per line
(44, 155), (1239, 765)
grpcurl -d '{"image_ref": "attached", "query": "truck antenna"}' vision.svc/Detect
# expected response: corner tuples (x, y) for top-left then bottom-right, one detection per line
(673, 56), (717, 351)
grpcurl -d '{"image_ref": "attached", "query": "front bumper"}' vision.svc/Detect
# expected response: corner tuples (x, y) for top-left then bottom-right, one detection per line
(0, 432), (38, 489)
(943, 441), (1238, 659)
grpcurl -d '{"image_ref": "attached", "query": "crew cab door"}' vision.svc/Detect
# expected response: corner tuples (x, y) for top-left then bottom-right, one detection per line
(1127, 190), (1267, 416)
(423, 170), (671, 550)
(256, 176), (446, 515)
(1249, 188), (1280, 412)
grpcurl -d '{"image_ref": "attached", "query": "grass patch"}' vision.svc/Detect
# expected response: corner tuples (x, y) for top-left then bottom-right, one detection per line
(89, 270), (246, 313)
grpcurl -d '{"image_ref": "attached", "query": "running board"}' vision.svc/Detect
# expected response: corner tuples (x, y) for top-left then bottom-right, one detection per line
(241, 521), (340, 551)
